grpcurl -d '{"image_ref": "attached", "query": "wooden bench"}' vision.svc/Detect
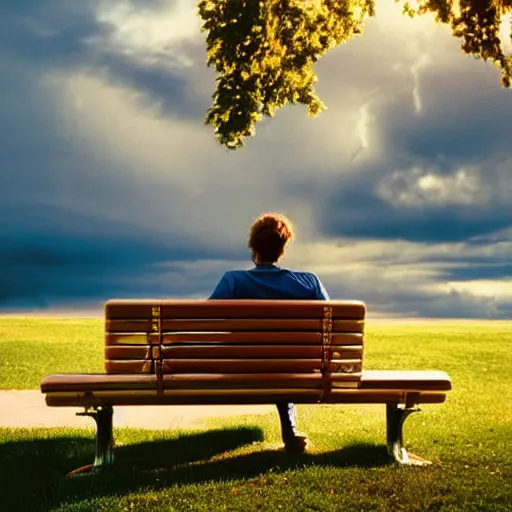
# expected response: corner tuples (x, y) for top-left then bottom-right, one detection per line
(40, 299), (452, 473)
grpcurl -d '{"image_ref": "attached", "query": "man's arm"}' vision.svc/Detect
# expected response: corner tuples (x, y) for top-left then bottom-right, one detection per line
(315, 275), (330, 300)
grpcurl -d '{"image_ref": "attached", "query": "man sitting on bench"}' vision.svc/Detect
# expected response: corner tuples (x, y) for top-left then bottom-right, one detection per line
(210, 212), (330, 453)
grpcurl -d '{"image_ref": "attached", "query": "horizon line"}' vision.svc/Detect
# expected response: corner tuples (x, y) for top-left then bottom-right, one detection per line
(0, 309), (508, 323)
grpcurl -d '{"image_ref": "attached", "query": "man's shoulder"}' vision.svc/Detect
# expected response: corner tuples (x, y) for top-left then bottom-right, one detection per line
(281, 268), (320, 280)
(220, 269), (249, 282)
(281, 268), (328, 299)
(222, 269), (246, 277)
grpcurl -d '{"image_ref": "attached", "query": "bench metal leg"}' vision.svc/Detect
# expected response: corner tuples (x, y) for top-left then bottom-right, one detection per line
(69, 405), (115, 475)
(386, 403), (431, 466)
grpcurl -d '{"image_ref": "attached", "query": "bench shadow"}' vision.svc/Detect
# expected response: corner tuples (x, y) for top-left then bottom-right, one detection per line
(0, 427), (392, 512)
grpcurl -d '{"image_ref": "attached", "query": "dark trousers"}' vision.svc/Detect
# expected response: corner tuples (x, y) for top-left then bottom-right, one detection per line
(276, 402), (297, 440)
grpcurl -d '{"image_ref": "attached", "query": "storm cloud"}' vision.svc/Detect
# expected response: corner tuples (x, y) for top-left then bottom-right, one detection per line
(0, 0), (510, 317)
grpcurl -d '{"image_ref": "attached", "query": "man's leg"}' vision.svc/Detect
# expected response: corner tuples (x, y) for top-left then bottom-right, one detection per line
(276, 403), (307, 453)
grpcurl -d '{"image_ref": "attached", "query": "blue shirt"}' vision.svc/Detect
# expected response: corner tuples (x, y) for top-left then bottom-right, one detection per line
(209, 264), (330, 300)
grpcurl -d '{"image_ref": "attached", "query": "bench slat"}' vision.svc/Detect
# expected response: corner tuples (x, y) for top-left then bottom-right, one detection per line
(106, 346), (153, 359)
(42, 371), (450, 394)
(44, 388), (447, 407)
(157, 345), (363, 359)
(158, 359), (363, 375)
(40, 374), (158, 393)
(323, 390), (447, 404)
(160, 359), (321, 373)
(105, 320), (150, 332)
(360, 370), (452, 391)
(160, 372), (362, 386)
(160, 345), (322, 358)
(105, 331), (363, 347)
(105, 319), (365, 333)
(164, 319), (364, 333)
(105, 334), (160, 345)
(164, 332), (324, 344)
(161, 373), (360, 387)
(105, 360), (153, 373)
(162, 332), (362, 344)
(104, 345), (363, 360)
(46, 390), (160, 407)
(106, 300), (366, 320)
(161, 373), (323, 388)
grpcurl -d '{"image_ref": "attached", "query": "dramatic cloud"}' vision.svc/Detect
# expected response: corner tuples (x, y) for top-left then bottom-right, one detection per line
(0, 0), (510, 317)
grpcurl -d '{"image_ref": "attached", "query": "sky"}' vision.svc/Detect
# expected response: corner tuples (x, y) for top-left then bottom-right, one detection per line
(0, 0), (511, 318)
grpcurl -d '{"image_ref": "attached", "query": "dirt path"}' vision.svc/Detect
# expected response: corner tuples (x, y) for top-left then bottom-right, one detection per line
(0, 391), (275, 430)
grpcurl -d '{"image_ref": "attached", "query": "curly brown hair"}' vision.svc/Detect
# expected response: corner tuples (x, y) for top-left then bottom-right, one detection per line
(248, 212), (295, 263)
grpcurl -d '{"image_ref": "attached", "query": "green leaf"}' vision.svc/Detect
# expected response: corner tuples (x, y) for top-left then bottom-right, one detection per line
(198, 0), (512, 150)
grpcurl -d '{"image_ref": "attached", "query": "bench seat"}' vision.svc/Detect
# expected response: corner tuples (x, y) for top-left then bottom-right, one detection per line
(41, 370), (451, 407)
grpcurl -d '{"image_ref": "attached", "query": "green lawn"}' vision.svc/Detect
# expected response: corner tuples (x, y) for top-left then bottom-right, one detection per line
(0, 317), (105, 389)
(0, 318), (511, 511)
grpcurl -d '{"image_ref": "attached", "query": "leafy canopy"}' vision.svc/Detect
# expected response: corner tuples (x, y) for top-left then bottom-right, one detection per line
(198, 0), (512, 150)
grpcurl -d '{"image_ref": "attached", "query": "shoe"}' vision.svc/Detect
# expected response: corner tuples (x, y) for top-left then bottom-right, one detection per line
(283, 432), (308, 454)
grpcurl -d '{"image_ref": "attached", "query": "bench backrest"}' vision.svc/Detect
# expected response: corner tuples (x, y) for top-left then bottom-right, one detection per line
(105, 300), (366, 391)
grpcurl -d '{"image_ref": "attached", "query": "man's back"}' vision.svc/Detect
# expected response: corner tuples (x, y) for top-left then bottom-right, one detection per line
(210, 263), (329, 300)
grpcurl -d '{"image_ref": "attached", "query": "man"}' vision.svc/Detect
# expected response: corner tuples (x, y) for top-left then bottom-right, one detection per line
(210, 212), (330, 453)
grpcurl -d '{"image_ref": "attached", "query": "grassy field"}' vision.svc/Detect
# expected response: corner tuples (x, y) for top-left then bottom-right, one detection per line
(0, 318), (105, 389)
(0, 318), (511, 511)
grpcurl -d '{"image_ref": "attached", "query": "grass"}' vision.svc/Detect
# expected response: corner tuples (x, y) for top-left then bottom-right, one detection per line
(0, 318), (104, 389)
(0, 318), (511, 511)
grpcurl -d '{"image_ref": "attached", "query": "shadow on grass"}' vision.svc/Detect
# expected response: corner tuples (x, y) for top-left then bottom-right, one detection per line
(0, 427), (391, 512)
